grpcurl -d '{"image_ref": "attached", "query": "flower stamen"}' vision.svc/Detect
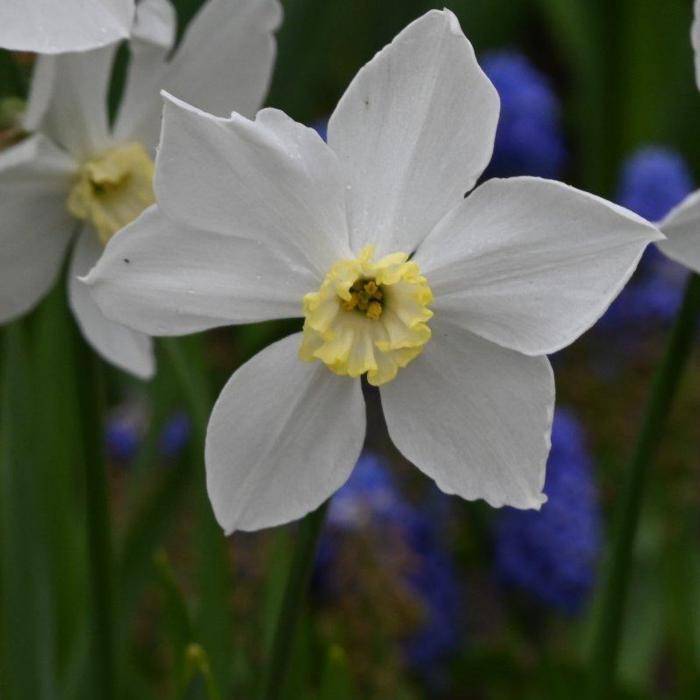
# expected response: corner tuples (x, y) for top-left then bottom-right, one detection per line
(342, 278), (385, 318)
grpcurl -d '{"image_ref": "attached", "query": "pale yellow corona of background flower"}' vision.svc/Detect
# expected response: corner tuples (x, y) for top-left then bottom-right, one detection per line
(0, 0), (281, 377)
(87, 10), (662, 531)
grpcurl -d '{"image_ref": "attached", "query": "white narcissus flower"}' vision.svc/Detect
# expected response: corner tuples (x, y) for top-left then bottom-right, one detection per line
(86, 10), (661, 532)
(0, 0), (135, 54)
(652, 0), (700, 273)
(0, 0), (282, 378)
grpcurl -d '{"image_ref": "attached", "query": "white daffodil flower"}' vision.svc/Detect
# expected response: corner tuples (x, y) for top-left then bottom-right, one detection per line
(651, 0), (700, 273)
(0, 0), (281, 378)
(86, 9), (661, 532)
(0, 0), (135, 54)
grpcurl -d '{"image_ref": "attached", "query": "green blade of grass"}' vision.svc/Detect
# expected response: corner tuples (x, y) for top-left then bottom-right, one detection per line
(74, 338), (116, 699)
(154, 548), (196, 684)
(161, 337), (234, 695)
(260, 502), (329, 700)
(0, 323), (59, 699)
(32, 284), (89, 684)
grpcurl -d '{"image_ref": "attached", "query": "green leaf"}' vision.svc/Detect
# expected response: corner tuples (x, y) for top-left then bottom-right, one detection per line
(161, 337), (234, 695)
(0, 323), (59, 699)
(154, 548), (196, 689)
(74, 337), (117, 699)
(32, 283), (89, 683)
(118, 344), (194, 617)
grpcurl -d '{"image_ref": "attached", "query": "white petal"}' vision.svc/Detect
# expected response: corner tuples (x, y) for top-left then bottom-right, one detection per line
(131, 0), (175, 48)
(415, 177), (663, 356)
(156, 95), (351, 277)
(380, 321), (553, 509)
(26, 47), (117, 159)
(85, 206), (315, 335)
(327, 9), (499, 256)
(694, 0), (700, 90)
(0, 135), (76, 322)
(115, 0), (281, 150)
(23, 56), (54, 133)
(165, 0), (281, 118)
(0, 0), (134, 54)
(657, 190), (700, 273)
(69, 229), (154, 379)
(113, 0), (177, 149)
(205, 333), (366, 533)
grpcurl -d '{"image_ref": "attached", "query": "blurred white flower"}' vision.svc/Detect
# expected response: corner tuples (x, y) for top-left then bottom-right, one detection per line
(0, 0), (135, 54)
(651, 0), (700, 273)
(0, 0), (281, 377)
(86, 10), (661, 530)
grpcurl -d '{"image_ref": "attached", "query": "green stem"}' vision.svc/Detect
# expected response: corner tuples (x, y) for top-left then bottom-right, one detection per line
(587, 273), (700, 698)
(0, 324), (57, 699)
(162, 337), (234, 693)
(161, 338), (210, 444)
(261, 502), (329, 700)
(77, 344), (115, 698)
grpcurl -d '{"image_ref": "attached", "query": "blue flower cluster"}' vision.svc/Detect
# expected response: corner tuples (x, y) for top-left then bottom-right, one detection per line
(105, 408), (192, 463)
(316, 452), (461, 681)
(616, 147), (693, 223)
(494, 408), (601, 614)
(159, 412), (192, 458)
(480, 51), (566, 179)
(603, 147), (693, 328)
(105, 413), (142, 463)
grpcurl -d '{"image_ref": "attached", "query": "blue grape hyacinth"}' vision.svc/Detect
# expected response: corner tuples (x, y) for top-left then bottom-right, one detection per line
(603, 147), (693, 327)
(480, 51), (566, 179)
(105, 405), (192, 464)
(159, 411), (192, 458)
(494, 408), (601, 614)
(316, 452), (460, 683)
(105, 413), (141, 463)
(617, 147), (694, 224)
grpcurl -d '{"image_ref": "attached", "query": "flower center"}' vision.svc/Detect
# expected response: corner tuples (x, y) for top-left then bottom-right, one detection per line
(300, 245), (433, 386)
(342, 278), (384, 320)
(67, 142), (155, 246)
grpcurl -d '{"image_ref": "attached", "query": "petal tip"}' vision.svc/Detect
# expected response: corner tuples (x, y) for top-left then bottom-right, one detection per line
(78, 271), (96, 287)
(442, 8), (462, 34)
(532, 492), (548, 511)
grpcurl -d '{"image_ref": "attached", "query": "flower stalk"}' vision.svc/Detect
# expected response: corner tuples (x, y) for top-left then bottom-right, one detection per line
(587, 273), (700, 698)
(261, 502), (329, 700)
(76, 340), (115, 698)
(162, 337), (234, 692)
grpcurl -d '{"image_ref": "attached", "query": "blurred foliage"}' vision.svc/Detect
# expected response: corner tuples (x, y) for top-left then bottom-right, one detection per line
(1, 0), (700, 698)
